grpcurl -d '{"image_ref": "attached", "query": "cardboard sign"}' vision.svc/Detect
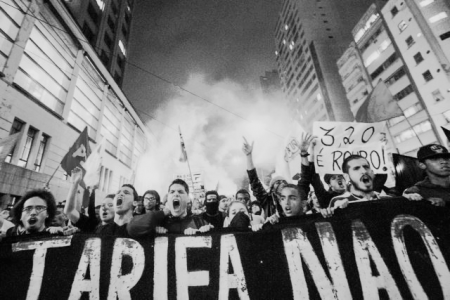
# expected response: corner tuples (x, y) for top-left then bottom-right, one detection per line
(1, 200), (450, 299)
(313, 121), (388, 174)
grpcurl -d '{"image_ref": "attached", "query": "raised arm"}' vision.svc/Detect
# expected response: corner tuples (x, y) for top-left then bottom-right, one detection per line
(243, 137), (269, 202)
(242, 136), (255, 171)
(64, 167), (83, 223)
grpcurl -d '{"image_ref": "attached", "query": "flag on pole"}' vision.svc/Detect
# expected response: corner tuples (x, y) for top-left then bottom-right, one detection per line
(355, 80), (403, 123)
(83, 138), (105, 188)
(178, 126), (188, 163)
(0, 132), (21, 165)
(61, 127), (91, 175)
(442, 126), (450, 143)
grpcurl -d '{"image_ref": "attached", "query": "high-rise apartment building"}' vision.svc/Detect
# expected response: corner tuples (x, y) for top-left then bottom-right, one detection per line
(274, 0), (373, 131)
(63, 0), (133, 87)
(337, 1), (450, 156)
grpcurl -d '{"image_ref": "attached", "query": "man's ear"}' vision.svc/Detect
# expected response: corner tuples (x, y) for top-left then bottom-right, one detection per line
(418, 161), (427, 170)
(343, 173), (350, 183)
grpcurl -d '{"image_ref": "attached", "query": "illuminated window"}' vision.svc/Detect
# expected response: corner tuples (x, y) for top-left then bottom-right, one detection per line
(429, 12), (448, 23)
(96, 0), (105, 11)
(419, 0), (434, 7)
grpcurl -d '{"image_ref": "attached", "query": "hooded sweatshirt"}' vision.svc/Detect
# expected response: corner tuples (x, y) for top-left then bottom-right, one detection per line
(404, 177), (450, 205)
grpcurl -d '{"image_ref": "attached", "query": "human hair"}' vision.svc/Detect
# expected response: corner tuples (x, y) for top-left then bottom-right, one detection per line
(281, 184), (304, 200)
(342, 155), (368, 174)
(219, 195), (227, 200)
(226, 200), (249, 217)
(12, 189), (57, 227)
(205, 190), (219, 200)
(168, 179), (189, 194)
(235, 189), (250, 199)
(143, 190), (161, 206)
(122, 184), (139, 202)
(323, 174), (337, 185)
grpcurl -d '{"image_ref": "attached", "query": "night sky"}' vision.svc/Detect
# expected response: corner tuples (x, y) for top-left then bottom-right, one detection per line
(122, 0), (283, 120)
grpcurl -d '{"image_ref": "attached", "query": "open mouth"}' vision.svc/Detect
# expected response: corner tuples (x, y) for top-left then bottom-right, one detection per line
(116, 198), (123, 206)
(28, 218), (37, 226)
(361, 175), (371, 184)
(102, 212), (108, 217)
(173, 199), (180, 210)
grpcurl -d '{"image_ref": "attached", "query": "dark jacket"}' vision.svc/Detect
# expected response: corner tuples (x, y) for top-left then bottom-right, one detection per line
(404, 177), (450, 205)
(300, 163), (341, 208)
(247, 168), (309, 218)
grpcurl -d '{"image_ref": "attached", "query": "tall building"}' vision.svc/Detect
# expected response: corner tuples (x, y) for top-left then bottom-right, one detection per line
(274, 0), (373, 131)
(337, 1), (450, 156)
(63, 0), (133, 87)
(260, 70), (281, 94)
(0, 0), (147, 201)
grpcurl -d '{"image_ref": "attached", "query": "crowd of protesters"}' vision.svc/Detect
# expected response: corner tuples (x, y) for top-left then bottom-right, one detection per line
(0, 133), (449, 241)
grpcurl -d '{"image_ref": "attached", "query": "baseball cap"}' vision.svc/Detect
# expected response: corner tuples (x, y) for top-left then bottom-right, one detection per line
(417, 144), (450, 161)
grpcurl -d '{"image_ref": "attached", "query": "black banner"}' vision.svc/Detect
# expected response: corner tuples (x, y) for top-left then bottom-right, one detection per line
(1, 198), (450, 300)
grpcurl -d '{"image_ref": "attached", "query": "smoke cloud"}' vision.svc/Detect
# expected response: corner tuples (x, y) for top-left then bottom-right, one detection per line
(134, 74), (291, 197)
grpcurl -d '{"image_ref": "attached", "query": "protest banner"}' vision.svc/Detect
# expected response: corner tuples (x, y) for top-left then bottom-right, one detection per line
(1, 199), (450, 299)
(313, 121), (388, 174)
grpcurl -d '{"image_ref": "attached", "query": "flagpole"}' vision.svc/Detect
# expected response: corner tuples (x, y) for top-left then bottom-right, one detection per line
(44, 164), (60, 189)
(178, 126), (195, 190)
(401, 113), (424, 146)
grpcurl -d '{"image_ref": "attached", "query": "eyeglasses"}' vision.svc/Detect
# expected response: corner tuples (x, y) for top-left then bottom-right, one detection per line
(22, 205), (47, 214)
(144, 197), (156, 201)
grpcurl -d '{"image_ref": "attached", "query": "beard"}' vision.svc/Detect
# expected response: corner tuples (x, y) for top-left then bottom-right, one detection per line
(350, 174), (373, 192)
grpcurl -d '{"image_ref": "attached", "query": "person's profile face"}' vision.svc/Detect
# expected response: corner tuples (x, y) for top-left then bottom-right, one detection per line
(100, 197), (114, 223)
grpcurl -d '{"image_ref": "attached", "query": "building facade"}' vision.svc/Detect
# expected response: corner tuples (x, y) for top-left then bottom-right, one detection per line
(63, 0), (133, 87)
(0, 0), (147, 202)
(274, 0), (374, 131)
(337, 1), (450, 156)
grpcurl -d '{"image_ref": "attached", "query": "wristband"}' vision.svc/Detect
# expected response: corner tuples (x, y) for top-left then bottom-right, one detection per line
(300, 152), (309, 157)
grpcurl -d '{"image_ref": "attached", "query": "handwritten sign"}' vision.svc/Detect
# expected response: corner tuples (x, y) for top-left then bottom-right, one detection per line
(313, 121), (388, 174)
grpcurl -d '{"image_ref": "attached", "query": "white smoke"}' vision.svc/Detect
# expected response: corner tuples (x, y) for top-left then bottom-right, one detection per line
(134, 74), (291, 197)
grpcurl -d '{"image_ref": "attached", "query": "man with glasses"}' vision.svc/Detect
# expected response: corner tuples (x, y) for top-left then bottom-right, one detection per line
(242, 137), (288, 218)
(6, 189), (57, 237)
(403, 144), (450, 206)
(142, 190), (160, 212)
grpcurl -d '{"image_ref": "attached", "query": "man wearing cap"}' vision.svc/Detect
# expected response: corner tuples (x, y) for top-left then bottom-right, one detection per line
(403, 144), (450, 206)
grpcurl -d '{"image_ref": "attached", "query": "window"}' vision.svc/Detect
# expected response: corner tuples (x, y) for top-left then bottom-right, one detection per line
(394, 121), (431, 143)
(413, 52), (424, 64)
(398, 20), (407, 32)
(406, 36), (415, 47)
(34, 134), (49, 172)
(82, 23), (95, 44)
(100, 50), (109, 66)
(114, 72), (122, 84)
(419, 0), (434, 7)
(403, 103), (422, 117)
(385, 67), (406, 86)
(422, 70), (433, 82)
(5, 118), (24, 163)
(429, 12), (448, 23)
(440, 31), (450, 41)
(117, 54), (125, 70)
(18, 127), (37, 167)
(391, 6), (399, 17)
(394, 84), (414, 100)
(87, 3), (99, 25)
(107, 16), (115, 32)
(104, 33), (113, 49)
(432, 89), (443, 102)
